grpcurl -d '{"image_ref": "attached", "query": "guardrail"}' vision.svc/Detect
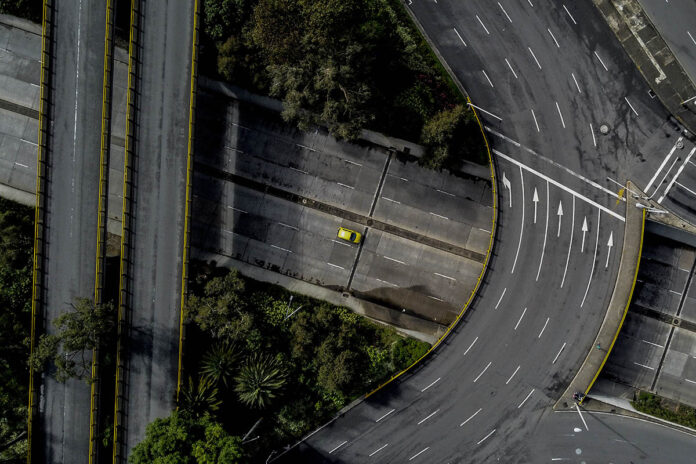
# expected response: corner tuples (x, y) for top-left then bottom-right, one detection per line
(176, 0), (200, 402)
(27, 1), (52, 463)
(113, 0), (140, 461)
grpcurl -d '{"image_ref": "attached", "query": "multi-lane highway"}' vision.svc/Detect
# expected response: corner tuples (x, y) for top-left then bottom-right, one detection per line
(277, 1), (696, 462)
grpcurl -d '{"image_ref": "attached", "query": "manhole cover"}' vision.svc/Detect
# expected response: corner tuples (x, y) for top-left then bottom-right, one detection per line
(677, 140), (684, 149)
(599, 124), (610, 135)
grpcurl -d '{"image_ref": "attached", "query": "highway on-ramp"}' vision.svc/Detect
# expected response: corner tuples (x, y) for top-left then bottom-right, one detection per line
(277, 1), (696, 462)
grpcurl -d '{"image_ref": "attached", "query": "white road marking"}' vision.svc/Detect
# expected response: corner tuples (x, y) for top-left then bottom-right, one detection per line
(552, 342), (567, 364)
(531, 108), (540, 132)
(547, 28), (560, 48)
(421, 377), (441, 392)
(297, 143), (317, 152)
(624, 97), (639, 116)
(434, 272), (456, 281)
(555, 101), (566, 128)
(581, 210), (601, 308)
(343, 159), (362, 166)
(376, 278), (398, 287)
(653, 157), (680, 199)
(473, 361), (492, 383)
(331, 240), (352, 247)
(645, 137), (683, 193)
(495, 287), (507, 309)
(538, 317), (550, 338)
(536, 181), (549, 281)
(428, 295), (444, 302)
(571, 73), (581, 93)
(506, 365), (520, 385)
(468, 102), (502, 121)
(436, 189), (456, 197)
(527, 0), (533, 6)
(498, 2), (512, 22)
(329, 441), (347, 454)
(594, 51), (608, 71)
(502, 171), (512, 207)
(271, 245), (293, 253)
(20, 138), (38, 146)
(482, 69), (494, 87)
(430, 212), (449, 220)
(563, 5), (577, 24)
(505, 58), (519, 79)
(476, 15), (490, 35)
(676, 181), (696, 198)
(511, 166), (525, 273)
(561, 196), (576, 288)
(685, 379), (696, 385)
(557, 200), (564, 237)
(518, 389), (535, 408)
(605, 231), (614, 268)
(417, 409), (440, 425)
(382, 196), (401, 204)
(409, 447), (430, 461)
(454, 27), (467, 47)
(528, 47), (542, 69)
(278, 222), (299, 231)
(460, 408), (482, 427)
(369, 444), (388, 457)
(384, 256), (406, 265)
(14, 162), (29, 168)
(228, 206), (248, 214)
(659, 146), (696, 203)
(576, 403), (589, 431)
(533, 187), (539, 224)
(494, 149), (625, 221)
(477, 429), (496, 445)
(642, 339), (664, 348)
(590, 123), (597, 147)
(376, 409), (395, 422)
(688, 31), (696, 46)
(514, 307), (527, 330)
(290, 167), (308, 174)
(463, 337), (478, 356)
(337, 182), (354, 189)
(634, 362), (655, 370)
(327, 262), (345, 270)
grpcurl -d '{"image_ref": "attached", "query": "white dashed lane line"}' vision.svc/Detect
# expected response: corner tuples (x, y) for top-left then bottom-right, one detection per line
(498, 2), (512, 23)
(505, 58), (519, 79)
(476, 15), (490, 35)
(417, 409), (440, 425)
(563, 4), (577, 24)
(460, 408), (482, 427)
(594, 51), (608, 71)
(473, 361), (492, 383)
(505, 365), (520, 385)
(454, 27), (467, 47)
(376, 409), (395, 423)
(552, 342), (567, 364)
(463, 337), (478, 356)
(369, 444), (388, 457)
(528, 47), (542, 69)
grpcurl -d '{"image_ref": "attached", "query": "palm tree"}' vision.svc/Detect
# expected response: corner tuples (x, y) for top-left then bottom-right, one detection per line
(235, 353), (287, 409)
(200, 341), (239, 388)
(179, 376), (222, 416)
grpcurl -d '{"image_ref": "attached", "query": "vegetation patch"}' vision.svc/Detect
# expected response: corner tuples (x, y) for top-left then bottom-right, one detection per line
(632, 391), (696, 429)
(0, 0), (41, 24)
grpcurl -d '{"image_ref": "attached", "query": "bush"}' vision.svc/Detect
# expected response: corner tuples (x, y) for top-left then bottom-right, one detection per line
(632, 391), (696, 428)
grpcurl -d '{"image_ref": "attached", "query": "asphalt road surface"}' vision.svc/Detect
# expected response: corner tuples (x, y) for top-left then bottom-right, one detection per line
(276, 1), (696, 461)
(38, 1), (106, 463)
(119, 0), (194, 459)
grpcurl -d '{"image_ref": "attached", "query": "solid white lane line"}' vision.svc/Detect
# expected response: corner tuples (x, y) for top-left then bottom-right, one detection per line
(528, 47), (542, 69)
(494, 150), (624, 221)
(417, 409), (440, 425)
(531, 109), (540, 132)
(688, 31), (696, 46)
(477, 429), (496, 445)
(676, 181), (696, 198)
(590, 123), (597, 147)
(645, 137), (683, 193)
(555, 101), (566, 128)
(376, 278), (398, 287)
(552, 342), (567, 364)
(563, 4), (577, 24)
(430, 212), (449, 220)
(369, 444), (388, 457)
(659, 146), (696, 203)
(476, 15), (490, 35)
(434, 272), (456, 281)
(642, 339), (664, 348)
(290, 167), (309, 174)
(581, 210), (601, 308)
(498, 2), (512, 22)
(495, 288), (507, 309)
(518, 389), (535, 408)
(463, 337), (478, 356)
(384, 256), (406, 265)
(594, 51), (608, 71)
(538, 317), (550, 338)
(468, 102), (503, 121)
(547, 28), (560, 47)
(421, 378), (441, 392)
(278, 222), (299, 231)
(505, 58), (518, 79)
(473, 361), (492, 383)
(329, 441), (347, 454)
(561, 196), (576, 288)
(460, 408), (482, 427)
(409, 447), (430, 461)
(382, 196), (401, 204)
(337, 182), (354, 189)
(511, 166), (525, 273)
(271, 245), (293, 253)
(506, 365), (521, 385)
(482, 69), (494, 87)
(376, 408), (395, 422)
(536, 180), (549, 281)
(514, 307), (527, 330)
(454, 27), (467, 46)
(624, 97), (639, 116)
(572, 73), (581, 93)
(327, 262), (345, 270)
(634, 362), (655, 370)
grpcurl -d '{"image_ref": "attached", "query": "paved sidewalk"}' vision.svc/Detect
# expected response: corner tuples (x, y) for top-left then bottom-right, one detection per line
(555, 182), (645, 409)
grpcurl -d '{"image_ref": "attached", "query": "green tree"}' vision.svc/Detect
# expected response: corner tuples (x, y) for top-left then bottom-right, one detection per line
(179, 376), (222, 417)
(200, 341), (239, 388)
(28, 298), (114, 383)
(235, 353), (287, 409)
(129, 411), (246, 464)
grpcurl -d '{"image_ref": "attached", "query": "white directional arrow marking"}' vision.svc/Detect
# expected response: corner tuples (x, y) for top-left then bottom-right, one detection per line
(605, 231), (614, 268)
(556, 201), (564, 237)
(502, 172), (512, 208)
(581, 217), (588, 253)
(533, 188), (539, 224)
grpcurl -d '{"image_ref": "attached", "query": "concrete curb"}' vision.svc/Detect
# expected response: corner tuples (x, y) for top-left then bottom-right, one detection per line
(555, 182), (645, 410)
(592, 0), (696, 135)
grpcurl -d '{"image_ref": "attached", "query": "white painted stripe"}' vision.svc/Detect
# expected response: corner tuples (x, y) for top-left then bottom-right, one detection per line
(511, 166), (525, 273)
(428, 295), (444, 302)
(553, 342), (567, 364)
(228, 206), (248, 214)
(498, 2), (512, 22)
(296, 143), (316, 152)
(659, 147), (696, 203)
(343, 159), (362, 166)
(528, 47), (542, 69)
(688, 31), (696, 46)
(676, 181), (696, 198)
(548, 28), (560, 48)
(463, 337), (478, 356)
(436, 189), (456, 197)
(331, 240), (352, 247)
(421, 377), (441, 392)
(468, 102), (502, 121)
(642, 339), (664, 348)
(376, 408), (395, 422)
(376, 278), (398, 287)
(477, 429), (496, 445)
(563, 5), (577, 24)
(495, 287), (507, 309)
(514, 307), (527, 330)
(538, 317), (550, 338)
(473, 361), (492, 383)
(685, 378), (696, 385)
(505, 58), (518, 79)
(581, 210), (601, 307)
(645, 137), (682, 193)
(14, 162), (29, 168)
(369, 444), (388, 457)
(430, 212), (449, 220)
(454, 27), (467, 46)
(417, 409), (440, 425)
(383, 256), (406, 265)
(625, 97), (639, 116)
(482, 69), (494, 88)
(337, 182), (354, 189)
(531, 108), (540, 132)
(518, 389), (535, 408)
(536, 181), (549, 281)
(572, 73), (581, 93)
(329, 441), (347, 454)
(561, 196), (575, 289)
(434, 272), (456, 281)
(555, 101), (566, 128)
(590, 123), (597, 147)
(381, 196), (401, 204)
(460, 408), (482, 427)
(409, 447), (430, 461)
(290, 167), (308, 174)
(494, 149), (625, 221)
(506, 365), (520, 385)
(476, 15), (490, 35)
(594, 51), (608, 71)
(271, 244), (293, 253)
(278, 222), (299, 231)
(634, 362), (655, 370)
(327, 262), (345, 270)
(20, 138), (38, 146)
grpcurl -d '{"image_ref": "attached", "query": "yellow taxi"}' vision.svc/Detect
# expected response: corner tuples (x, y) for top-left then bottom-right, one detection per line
(337, 227), (362, 244)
